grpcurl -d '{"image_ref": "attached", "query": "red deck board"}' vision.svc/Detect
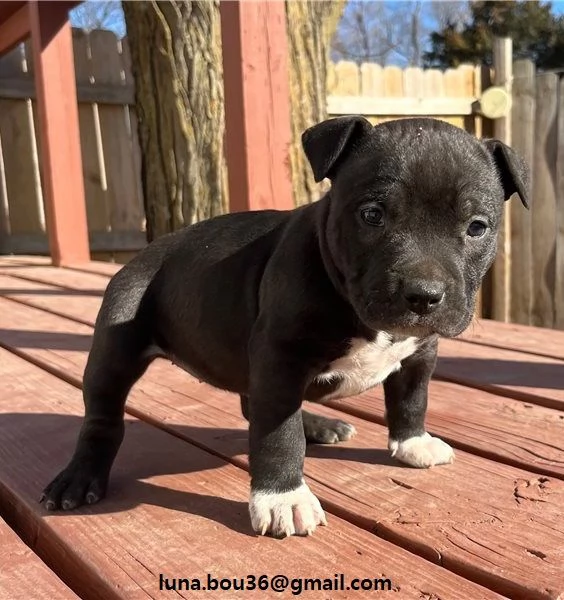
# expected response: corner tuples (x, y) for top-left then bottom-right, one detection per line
(0, 516), (78, 599)
(460, 318), (564, 361)
(0, 265), (111, 293)
(1, 273), (563, 480)
(0, 297), (563, 598)
(437, 338), (564, 410)
(329, 382), (564, 479)
(0, 348), (503, 600)
(0, 255), (118, 275)
(66, 261), (125, 277)
(0, 274), (102, 326)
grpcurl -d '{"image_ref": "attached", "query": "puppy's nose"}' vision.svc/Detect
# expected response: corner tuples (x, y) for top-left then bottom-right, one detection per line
(403, 279), (445, 315)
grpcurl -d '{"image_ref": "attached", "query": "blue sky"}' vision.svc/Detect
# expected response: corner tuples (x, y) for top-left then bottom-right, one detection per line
(70, 0), (564, 67)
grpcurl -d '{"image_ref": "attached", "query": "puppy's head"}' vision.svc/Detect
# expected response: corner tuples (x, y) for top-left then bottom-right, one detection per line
(302, 116), (529, 337)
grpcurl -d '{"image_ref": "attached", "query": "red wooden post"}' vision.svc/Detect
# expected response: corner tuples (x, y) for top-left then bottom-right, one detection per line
(0, 3), (29, 56)
(29, 1), (89, 265)
(220, 0), (294, 212)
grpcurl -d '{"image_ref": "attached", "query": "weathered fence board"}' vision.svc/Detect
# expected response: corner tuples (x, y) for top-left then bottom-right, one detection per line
(0, 30), (144, 261)
(89, 30), (143, 234)
(0, 99), (44, 235)
(510, 60), (535, 325)
(327, 96), (477, 117)
(327, 61), (479, 131)
(0, 77), (134, 104)
(72, 29), (110, 234)
(531, 73), (558, 328)
(556, 76), (564, 330)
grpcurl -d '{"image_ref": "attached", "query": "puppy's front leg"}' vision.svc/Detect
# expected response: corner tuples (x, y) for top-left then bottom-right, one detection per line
(384, 337), (454, 468)
(247, 347), (326, 537)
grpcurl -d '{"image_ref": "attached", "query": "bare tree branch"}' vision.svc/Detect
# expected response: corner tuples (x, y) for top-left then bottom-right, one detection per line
(70, 1), (126, 38)
(331, 0), (472, 67)
(431, 1), (471, 30)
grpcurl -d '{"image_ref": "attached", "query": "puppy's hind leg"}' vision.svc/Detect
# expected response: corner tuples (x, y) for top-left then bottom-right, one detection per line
(240, 395), (356, 444)
(301, 411), (356, 444)
(41, 283), (154, 511)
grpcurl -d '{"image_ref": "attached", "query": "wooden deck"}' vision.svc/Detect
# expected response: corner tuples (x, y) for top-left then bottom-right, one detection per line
(0, 256), (562, 600)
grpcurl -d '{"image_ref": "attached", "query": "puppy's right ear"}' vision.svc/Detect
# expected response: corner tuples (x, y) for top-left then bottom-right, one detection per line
(302, 116), (372, 182)
(483, 139), (530, 208)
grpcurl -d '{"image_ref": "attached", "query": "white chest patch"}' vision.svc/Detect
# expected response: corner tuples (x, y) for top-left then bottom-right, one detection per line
(315, 332), (419, 401)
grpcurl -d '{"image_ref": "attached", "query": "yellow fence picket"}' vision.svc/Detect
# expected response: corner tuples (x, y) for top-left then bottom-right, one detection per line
(403, 67), (424, 98)
(383, 65), (403, 97)
(333, 61), (361, 95)
(360, 62), (383, 96)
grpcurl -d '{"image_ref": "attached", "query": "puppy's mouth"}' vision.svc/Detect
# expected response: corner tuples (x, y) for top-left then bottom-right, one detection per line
(360, 299), (472, 338)
(397, 321), (467, 338)
(371, 317), (467, 339)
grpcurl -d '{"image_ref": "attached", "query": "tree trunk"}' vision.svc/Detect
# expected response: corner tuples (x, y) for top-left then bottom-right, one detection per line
(124, 0), (345, 240)
(286, 0), (346, 206)
(123, 1), (226, 242)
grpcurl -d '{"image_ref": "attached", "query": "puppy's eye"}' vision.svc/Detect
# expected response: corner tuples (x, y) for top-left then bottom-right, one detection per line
(467, 220), (488, 237)
(360, 204), (385, 227)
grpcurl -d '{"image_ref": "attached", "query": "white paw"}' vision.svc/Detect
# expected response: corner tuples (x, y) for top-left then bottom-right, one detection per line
(389, 432), (455, 468)
(249, 481), (327, 537)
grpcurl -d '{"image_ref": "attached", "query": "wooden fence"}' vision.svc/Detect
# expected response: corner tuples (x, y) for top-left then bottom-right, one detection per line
(327, 60), (487, 137)
(508, 60), (564, 329)
(0, 38), (487, 260)
(0, 31), (562, 328)
(0, 29), (144, 263)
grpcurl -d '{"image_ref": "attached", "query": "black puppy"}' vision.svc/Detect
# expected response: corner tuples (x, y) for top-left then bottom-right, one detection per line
(41, 116), (529, 538)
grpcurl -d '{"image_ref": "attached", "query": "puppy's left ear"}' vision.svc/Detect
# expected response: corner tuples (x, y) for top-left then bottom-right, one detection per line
(483, 139), (530, 208)
(302, 116), (373, 182)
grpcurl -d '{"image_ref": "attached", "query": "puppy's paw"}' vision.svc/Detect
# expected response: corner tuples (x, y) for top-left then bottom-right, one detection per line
(40, 464), (108, 511)
(389, 432), (454, 468)
(303, 412), (356, 444)
(249, 482), (327, 537)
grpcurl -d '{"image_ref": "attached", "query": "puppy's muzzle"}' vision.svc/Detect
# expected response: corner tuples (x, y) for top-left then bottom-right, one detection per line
(402, 278), (446, 316)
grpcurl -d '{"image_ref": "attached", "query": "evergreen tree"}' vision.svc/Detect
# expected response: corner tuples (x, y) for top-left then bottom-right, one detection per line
(424, 0), (564, 69)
